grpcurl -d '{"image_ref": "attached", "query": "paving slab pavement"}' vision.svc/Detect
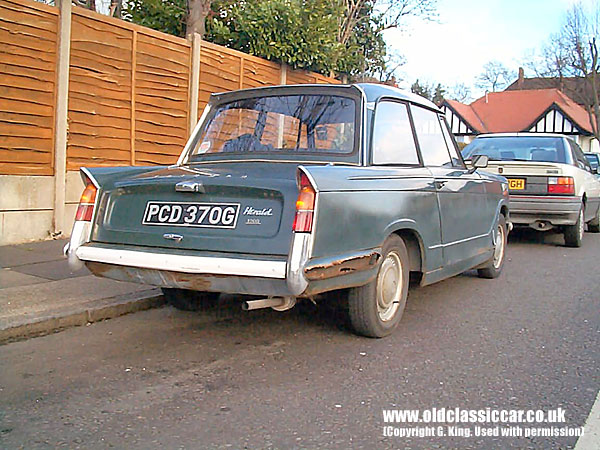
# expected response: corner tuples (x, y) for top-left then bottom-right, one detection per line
(0, 238), (163, 344)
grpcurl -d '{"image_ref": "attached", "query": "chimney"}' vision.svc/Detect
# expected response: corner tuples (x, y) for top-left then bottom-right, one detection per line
(485, 91), (489, 104)
(517, 67), (524, 88)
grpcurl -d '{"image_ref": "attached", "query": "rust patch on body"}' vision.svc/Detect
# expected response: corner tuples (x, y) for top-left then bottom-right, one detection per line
(304, 251), (380, 281)
(86, 262), (212, 291)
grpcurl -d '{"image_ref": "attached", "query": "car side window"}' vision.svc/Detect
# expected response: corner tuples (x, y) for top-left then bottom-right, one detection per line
(372, 101), (420, 165)
(570, 140), (592, 172)
(438, 115), (464, 168)
(411, 106), (453, 167)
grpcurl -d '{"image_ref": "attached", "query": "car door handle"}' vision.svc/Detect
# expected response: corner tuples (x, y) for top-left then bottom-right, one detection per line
(435, 180), (447, 189)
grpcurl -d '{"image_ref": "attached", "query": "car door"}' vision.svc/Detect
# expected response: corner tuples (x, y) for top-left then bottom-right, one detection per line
(370, 100), (444, 271)
(570, 140), (600, 220)
(410, 105), (492, 266)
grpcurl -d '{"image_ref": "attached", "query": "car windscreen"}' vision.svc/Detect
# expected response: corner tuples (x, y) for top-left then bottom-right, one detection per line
(585, 153), (599, 169)
(188, 95), (356, 161)
(462, 136), (568, 164)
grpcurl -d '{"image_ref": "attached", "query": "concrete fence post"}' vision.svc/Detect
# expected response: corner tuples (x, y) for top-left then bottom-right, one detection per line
(276, 63), (288, 147)
(52, 0), (72, 237)
(188, 33), (202, 133)
(280, 62), (288, 85)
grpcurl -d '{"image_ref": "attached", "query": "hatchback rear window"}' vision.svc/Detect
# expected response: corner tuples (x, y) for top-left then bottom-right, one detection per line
(462, 136), (568, 164)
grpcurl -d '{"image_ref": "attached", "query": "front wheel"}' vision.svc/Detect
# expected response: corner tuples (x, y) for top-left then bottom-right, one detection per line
(564, 206), (584, 247)
(161, 288), (219, 311)
(477, 214), (507, 279)
(347, 235), (409, 338)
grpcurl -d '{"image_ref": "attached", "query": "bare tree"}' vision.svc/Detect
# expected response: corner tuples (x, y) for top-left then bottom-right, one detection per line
(533, 3), (600, 142)
(476, 60), (514, 92)
(337, 0), (437, 48)
(564, 3), (599, 141)
(447, 83), (472, 103)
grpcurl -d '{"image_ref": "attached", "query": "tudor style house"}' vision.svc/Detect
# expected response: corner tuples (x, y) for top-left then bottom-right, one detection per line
(441, 87), (598, 153)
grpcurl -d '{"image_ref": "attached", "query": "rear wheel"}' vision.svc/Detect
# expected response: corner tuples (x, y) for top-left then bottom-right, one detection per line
(347, 235), (409, 338)
(564, 206), (584, 247)
(161, 288), (219, 311)
(588, 205), (600, 233)
(478, 215), (507, 279)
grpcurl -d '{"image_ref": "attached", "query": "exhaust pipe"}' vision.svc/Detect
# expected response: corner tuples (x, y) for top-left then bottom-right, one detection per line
(242, 296), (296, 312)
(530, 220), (553, 231)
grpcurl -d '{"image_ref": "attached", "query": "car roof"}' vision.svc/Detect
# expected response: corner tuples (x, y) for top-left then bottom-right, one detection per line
(211, 83), (440, 112)
(474, 132), (569, 139)
(355, 83), (440, 111)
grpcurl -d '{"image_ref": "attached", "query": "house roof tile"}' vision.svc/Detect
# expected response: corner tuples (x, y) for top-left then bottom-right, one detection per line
(443, 88), (592, 134)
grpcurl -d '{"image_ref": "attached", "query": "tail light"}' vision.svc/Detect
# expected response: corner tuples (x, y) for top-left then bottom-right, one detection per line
(548, 176), (574, 195)
(293, 172), (315, 233)
(75, 179), (97, 222)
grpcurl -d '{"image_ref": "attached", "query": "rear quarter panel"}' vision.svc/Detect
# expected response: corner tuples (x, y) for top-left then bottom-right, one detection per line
(304, 165), (444, 273)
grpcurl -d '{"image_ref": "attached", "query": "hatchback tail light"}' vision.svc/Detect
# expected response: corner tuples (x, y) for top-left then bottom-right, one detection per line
(293, 172), (315, 233)
(548, 176), (575, 195)
(75, 179), (97, 222)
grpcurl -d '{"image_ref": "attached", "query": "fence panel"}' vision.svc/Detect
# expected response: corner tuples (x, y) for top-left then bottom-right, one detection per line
(67, 9), (133, 169)
(198, 41), (243, 115)
(0, 0), (58, 175)
(1, 0), (340, 175)
(134, 31), (190, 165)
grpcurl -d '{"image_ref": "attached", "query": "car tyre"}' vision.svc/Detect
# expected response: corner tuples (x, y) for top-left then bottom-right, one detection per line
(347, 235), (409, 338)
(587, 205), (600, 233)
(477, 214), (507, 279)
(161, 288), (219, 311)
(564, 206), (584, 247)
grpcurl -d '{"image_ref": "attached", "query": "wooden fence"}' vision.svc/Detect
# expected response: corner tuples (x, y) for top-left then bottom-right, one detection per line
(0, 0), (58, 175)
(0, 0), (338, 176)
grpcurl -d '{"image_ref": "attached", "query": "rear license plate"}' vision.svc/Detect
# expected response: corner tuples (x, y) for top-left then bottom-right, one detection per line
(143, 201), (240, 228)
(508, 178), (526, 190)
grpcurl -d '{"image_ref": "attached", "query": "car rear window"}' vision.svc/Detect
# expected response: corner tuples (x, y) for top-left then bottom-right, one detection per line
(189, 95), (356, 160)
(462, 136), (569, 164)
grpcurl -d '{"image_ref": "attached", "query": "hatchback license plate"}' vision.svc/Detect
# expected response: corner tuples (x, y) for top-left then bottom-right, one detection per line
(143, 201), (240, 228)
(508, 179), (526, 190)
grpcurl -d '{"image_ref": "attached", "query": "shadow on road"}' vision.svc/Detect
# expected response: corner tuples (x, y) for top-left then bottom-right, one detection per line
(508, 227), (565, 247)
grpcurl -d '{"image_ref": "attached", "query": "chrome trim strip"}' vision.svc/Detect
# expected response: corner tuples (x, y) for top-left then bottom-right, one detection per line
(353, 84), (369, 167)
(67, 168), (101, 270)
(80, 167), (99, 189)
(187, 159), (360, 166)
(66, 221), (92, 270)
(75, 246), (287, 279)
(286, 233), (311, 295)
(428, 232), (490, 250)
(178, 103), (212, 166)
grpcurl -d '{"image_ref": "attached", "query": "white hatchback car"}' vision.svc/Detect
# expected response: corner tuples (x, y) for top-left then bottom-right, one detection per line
(463, 133), (600, 247)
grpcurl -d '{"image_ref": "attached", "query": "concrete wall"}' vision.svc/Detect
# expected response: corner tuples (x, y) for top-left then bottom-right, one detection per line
(0, 172), (84, 246)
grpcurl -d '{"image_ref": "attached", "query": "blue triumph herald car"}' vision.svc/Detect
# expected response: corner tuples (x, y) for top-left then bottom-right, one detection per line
(66, 83), (510, 337)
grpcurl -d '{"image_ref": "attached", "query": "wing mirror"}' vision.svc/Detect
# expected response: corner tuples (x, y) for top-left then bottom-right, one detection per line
(467, 154), (489, 174)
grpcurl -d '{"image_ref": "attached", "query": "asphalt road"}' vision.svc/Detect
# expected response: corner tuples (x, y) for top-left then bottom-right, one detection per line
(1, 229), (599, 449)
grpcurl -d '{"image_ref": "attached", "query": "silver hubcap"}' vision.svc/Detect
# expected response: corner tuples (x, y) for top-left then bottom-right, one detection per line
(493, 223), (506, 269)
(578, 209), (584, 240)
(376, 251), (403, 322)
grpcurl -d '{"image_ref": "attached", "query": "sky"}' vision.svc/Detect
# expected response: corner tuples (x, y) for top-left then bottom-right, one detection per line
(384, 0), (581, 101)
